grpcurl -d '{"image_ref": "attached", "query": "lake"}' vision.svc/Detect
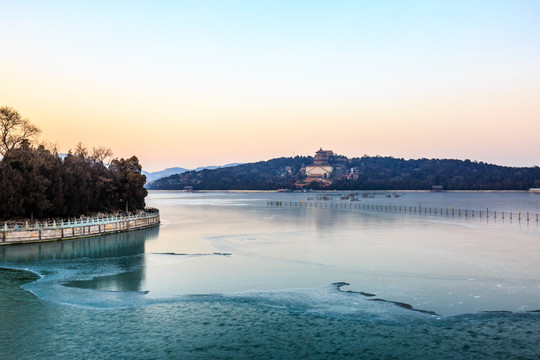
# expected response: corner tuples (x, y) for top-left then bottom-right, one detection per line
(1, 191), (540, 359)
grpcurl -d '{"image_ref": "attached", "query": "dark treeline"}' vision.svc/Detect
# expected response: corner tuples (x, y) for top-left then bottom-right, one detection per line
(0, 107), (147, 220)
(325, 156), (540, 191)
(149, 157), (310, 190)
(148, 155), (540, 191)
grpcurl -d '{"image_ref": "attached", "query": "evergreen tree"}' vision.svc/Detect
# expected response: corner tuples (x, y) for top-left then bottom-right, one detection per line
(110, 156), (147, 213)
(0, 107), (149, 220)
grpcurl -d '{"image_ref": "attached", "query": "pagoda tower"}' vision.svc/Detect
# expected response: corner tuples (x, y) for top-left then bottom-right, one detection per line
(313, 148), (330, 166)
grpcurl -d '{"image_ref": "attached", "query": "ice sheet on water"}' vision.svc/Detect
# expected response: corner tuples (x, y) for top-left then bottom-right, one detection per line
(13, 257), (440, 321)
(220, 283), (439, 323)
(12, 260), (540, 324)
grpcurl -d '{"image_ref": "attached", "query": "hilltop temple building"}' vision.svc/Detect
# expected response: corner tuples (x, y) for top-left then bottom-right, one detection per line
(293, 148), (335, 187)
(305, 148), (333, 179)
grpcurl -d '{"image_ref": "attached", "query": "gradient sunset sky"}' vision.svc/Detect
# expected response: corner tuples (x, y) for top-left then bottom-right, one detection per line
(1, 1), (539, 171)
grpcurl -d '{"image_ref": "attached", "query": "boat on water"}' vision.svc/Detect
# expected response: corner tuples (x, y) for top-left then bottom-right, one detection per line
(529, 188), (540, 194)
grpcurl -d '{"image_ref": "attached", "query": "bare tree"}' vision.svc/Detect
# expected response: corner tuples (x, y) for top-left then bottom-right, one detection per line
(74, 142), (88, 158)
(39, 141), (59, 156)
(0, 106), (41, 156)
(91, 146), (113, 164)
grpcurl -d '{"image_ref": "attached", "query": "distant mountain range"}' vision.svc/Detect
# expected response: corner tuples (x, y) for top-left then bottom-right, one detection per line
(143, 163), (242, 184)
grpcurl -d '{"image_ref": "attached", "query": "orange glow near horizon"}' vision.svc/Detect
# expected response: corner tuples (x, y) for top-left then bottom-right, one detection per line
(2, 1), (539, 172)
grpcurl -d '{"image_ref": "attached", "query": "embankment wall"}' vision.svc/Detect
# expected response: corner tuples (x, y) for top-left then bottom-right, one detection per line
(1, 211), (160, 245)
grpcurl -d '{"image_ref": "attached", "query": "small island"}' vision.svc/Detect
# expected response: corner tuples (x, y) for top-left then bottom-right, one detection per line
(0, 107), (158, 245)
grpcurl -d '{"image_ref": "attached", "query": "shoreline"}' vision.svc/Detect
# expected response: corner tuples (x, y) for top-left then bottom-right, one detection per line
(1, 209), (160, 246)
(148, 189), (532, 193)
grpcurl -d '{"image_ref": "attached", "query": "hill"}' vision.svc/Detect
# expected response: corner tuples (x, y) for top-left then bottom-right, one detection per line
(143, 163), (243, 185)
(147, 154), (540, 191)
(143, 167), (190, 183)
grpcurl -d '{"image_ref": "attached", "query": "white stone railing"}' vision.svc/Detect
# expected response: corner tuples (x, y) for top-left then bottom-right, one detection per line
(3, 208), (159, 232)
(1, 208), (160, 244)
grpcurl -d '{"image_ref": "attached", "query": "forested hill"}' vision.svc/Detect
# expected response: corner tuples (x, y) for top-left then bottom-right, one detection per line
(148, 157), (310, 190)
(147, 155), (540, 191)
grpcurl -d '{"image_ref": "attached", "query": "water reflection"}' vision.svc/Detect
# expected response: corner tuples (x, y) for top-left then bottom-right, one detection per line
(0, 227), (159, 263)
(0, 228), (160, 293)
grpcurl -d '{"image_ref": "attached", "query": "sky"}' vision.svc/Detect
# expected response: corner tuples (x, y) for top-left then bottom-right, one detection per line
(1, 1), (539, 172)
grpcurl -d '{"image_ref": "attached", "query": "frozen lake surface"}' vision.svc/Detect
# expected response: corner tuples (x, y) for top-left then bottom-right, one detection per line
(1, 191), (540, 359)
